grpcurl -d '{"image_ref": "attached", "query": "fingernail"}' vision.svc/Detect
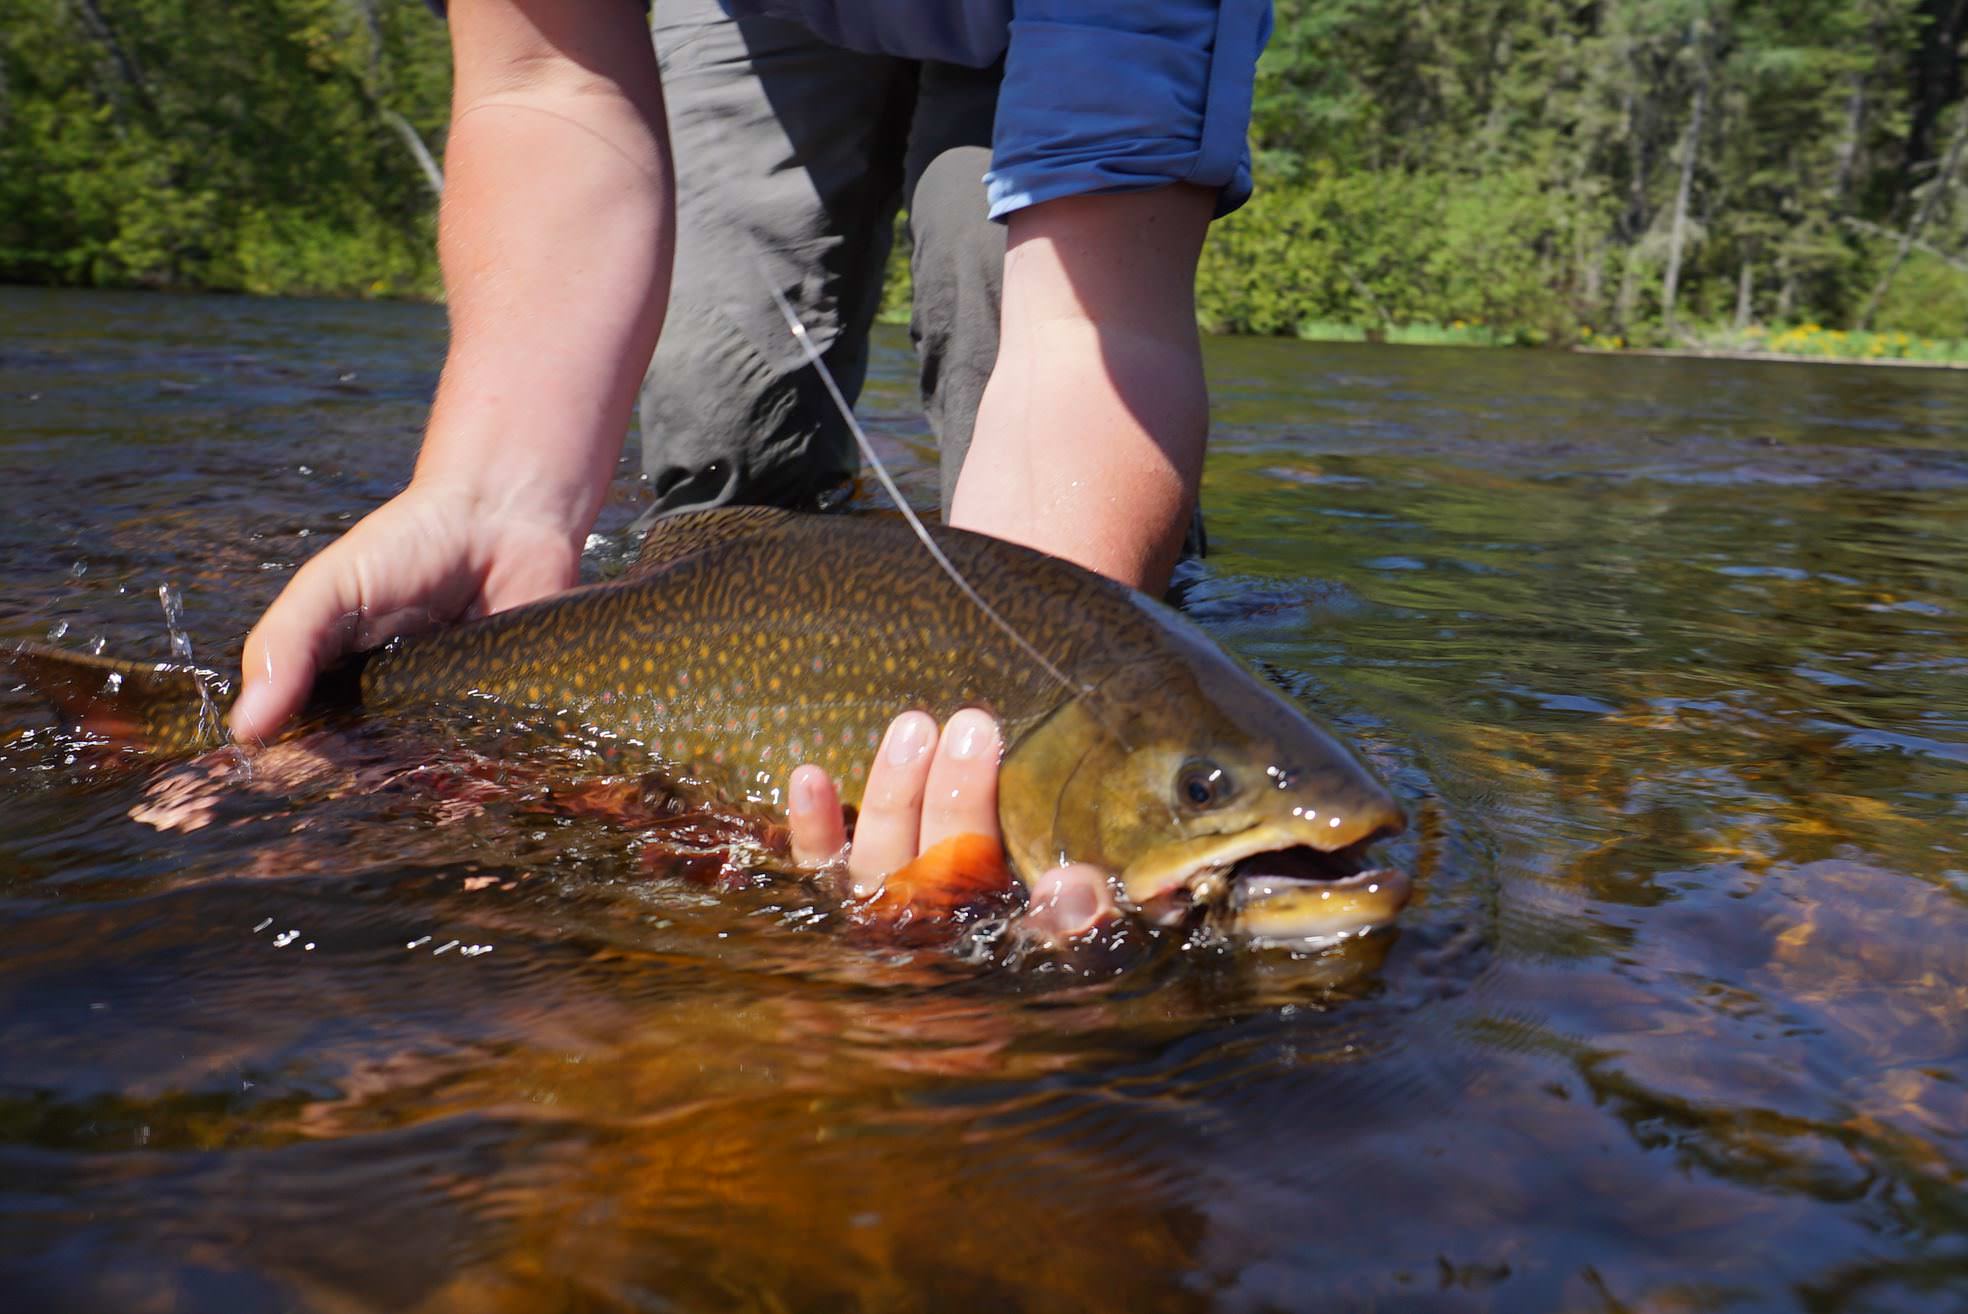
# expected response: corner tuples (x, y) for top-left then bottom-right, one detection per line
(789, 765), (826, 812)
(945, 709), (993, 761)
(884, 713), (933, 766)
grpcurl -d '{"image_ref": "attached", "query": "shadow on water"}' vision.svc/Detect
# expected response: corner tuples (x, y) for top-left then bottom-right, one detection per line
(2, 286), (1966, 1312)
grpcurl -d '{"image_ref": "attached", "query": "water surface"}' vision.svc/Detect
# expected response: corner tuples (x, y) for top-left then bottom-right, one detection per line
(3, 286), (1966, 1313)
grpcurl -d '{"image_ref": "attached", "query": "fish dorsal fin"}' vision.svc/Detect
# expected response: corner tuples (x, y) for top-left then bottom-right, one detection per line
(6, 642), (231, 751)
(625, 507), (800, 579)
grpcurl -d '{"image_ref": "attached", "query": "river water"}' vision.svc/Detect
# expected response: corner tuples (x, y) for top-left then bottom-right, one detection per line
(2, 285), (1965, 1313)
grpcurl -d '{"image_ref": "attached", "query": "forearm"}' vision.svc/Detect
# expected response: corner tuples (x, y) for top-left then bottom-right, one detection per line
(414, 0), (674, 541)
(949, 186), (1214, 594)
(955, 322), (1205, 592)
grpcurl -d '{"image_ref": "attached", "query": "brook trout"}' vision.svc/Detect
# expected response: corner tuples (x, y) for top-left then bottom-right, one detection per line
(8, 508), (1407, 943)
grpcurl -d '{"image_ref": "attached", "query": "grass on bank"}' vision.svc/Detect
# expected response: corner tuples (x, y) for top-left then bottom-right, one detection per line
(1288, 318), (1968, 364)
(1291, 319), (1520, 347)
(1657, 323), (1968, 365)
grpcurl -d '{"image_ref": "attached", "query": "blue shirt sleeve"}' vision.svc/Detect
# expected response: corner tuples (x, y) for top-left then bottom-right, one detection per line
(985, 0), (1272, 221)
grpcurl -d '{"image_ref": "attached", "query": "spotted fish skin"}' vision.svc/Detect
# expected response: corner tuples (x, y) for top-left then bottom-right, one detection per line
(357, 509), (1155, 809)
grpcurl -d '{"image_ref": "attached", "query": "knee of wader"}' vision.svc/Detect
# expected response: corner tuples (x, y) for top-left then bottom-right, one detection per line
(909, 146), (1005, 316)
(637, 307), (857, 517)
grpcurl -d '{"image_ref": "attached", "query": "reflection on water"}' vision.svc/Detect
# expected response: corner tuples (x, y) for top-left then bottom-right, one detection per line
(3, 286), (1966, 1312)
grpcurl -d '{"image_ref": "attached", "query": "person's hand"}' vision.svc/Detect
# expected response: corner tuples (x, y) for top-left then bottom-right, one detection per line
(228, 482), (585, 743)
(785, 708), (1120, 946)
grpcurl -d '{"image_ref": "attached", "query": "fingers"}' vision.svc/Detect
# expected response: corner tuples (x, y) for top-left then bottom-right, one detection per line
(916, 708), (1002, 853)
(784, 712), (1125, 955)
(1020, 864), (1120, 943)
(786, 709), (1004, 898)
(227, 489), (582, 746)
(787, 763), (847, 868)
(842, 711), (937, 895)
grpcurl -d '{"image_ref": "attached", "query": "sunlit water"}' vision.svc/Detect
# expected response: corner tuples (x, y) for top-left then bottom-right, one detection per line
(3, 285), (1965, 1313)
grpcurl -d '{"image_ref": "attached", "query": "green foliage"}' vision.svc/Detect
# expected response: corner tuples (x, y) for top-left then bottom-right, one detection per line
(0, 0), (1961, 347)
(1222, 0), (1965, 347)
(1873, 253), (1968, 338)
(1198, 164), (1588, 343)
(0, 0), (449, 297)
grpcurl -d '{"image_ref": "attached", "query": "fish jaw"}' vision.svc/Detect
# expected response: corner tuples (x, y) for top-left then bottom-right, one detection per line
(1226, 864), (1411, 946)
(1121, 821), (1410, 944)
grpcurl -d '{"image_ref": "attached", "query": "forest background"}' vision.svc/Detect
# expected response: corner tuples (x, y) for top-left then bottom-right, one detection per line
(2, 0), (1965, 359)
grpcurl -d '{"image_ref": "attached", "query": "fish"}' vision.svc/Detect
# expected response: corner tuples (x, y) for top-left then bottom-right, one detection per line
(6, 506), (1408, 944)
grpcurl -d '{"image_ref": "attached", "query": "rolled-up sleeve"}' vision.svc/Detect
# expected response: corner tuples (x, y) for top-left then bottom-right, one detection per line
(984, 0), (1271, 221)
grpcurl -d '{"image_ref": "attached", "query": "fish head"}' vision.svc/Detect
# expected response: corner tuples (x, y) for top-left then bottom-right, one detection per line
(999, 626), (1407, 947)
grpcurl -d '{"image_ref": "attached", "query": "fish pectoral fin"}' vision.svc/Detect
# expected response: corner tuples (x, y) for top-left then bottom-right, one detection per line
(6, 642), (230, 751)
(853, 833), (1019, 938)
(624, 506), (801, 579)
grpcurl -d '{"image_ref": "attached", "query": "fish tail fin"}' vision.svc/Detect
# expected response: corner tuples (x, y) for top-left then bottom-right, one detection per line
(6, 642), (232, 751)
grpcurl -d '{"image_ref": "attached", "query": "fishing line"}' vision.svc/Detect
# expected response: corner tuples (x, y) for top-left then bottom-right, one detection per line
(756, 272), (1090, 702)
(754, 259), (1184, 859)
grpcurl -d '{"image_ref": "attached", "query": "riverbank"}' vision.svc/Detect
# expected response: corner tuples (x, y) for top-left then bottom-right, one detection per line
(1286, 317), (1968, 369)
(1589, 323), (1968, 368)
(1576, 345), (1968, 371)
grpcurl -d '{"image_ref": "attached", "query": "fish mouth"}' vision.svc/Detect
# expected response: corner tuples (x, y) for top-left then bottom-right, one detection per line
(1225, 846), (1410, 946)
(1132, 830), (1409, 946)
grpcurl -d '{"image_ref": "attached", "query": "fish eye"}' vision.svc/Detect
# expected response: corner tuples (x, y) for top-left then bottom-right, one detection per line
(1177, 759), (1233, 810)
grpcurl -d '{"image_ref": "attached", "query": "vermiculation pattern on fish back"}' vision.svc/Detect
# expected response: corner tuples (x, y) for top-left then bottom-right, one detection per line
(358, 515), (1175, 808)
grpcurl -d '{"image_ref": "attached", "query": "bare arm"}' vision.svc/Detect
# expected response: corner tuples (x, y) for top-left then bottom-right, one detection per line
(949, 184), (1215, 595)
(417, 0), (673, 536)
(230, 0), (671, 739)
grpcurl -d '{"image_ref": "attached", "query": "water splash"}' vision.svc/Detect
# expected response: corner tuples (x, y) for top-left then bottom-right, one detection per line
(159, 584), (194, 661)
(158, 583), (222, 745)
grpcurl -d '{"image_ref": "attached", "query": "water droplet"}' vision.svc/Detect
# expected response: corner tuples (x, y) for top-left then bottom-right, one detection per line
(273, 929), (299, 947)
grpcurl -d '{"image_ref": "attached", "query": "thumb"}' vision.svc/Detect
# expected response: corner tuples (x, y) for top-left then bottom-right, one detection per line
(1020, 863), (1119, 943)
(228, 552), (367, 744)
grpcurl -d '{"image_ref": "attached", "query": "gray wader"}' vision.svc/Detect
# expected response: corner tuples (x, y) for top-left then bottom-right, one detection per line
(636, 0), (1003, 526)
(634, 0), (1205, 563)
